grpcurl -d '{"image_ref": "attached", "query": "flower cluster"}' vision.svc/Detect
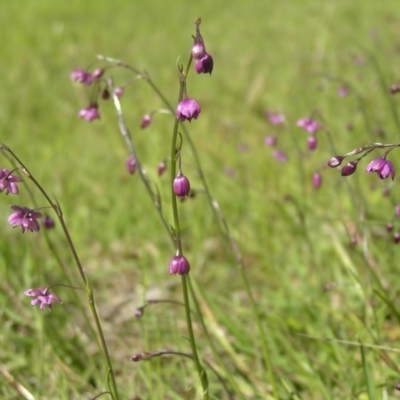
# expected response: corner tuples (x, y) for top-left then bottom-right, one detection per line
(297, 116), (320, 151)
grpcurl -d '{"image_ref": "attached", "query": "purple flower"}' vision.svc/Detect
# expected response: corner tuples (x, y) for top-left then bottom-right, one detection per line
(8, 206), (42, 232)
(341, 161), (358, 177)
(78, 103), (100, 122)
(176, 98), (201, 122)
(312, 172), (322, 189)
(114, 87), (125, 98)
(297, 117), (320, 134)
(264, 135), (277, 147)
(307, 135), (318, 151)
(327, 155), (344, 168)
(126, 155), (137, 175)
(91, 68), (105, 80)
(25, 288), (61, 310)
(140, 114), (152, 129)
(266, 112), (285, 125)
(366, 157), (395, 180)
(173, 173), (190, 198)
(169, 255), (190, 275)
(0, 169), (22, 195)
(157, 161), (167, 176)
(194, 54), (214, 74)
(337, 86), (349, 97)
(272, 150), (288, 163)
(70, 68), (92, 85)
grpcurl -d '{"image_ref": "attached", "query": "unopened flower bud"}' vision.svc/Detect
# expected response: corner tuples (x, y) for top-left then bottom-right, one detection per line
(327, 155), (344, 168)
(312, 172), (322, 189)
(194, 54), (214, 74)
(126, 155), (136, 175)
(157, 161), (167, 176)
(307, 135), (318, 151)
(390, 85), (400, 95)
(91, 68), (105, 80)
(169, 255), (190, 275)
(173, 173), (190, 198)
(341, 161), (358, 176)
(140, 114), (152, 129)
(264, 135), (277, 147)
(42, 215), (55, 229)
(114, 87), (124, 98)
(394, 232), (400, 244)
(386, 223), (394, 232)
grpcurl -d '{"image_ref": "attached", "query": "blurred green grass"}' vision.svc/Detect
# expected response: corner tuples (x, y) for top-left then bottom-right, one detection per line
(2, 0), (400, 399)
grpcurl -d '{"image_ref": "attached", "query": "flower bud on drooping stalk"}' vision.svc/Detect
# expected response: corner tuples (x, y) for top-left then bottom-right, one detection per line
(341, 161), (358, 177)
(312, 172), (322, 189)
(191, 18), (214, 75)
(173, 173), (191, 198)
(175, 79), (201, 122)
(307, 135), (318, 151)
(126, 155), (137, 175)
(169, 255), (190, 275)
(327, 155), (344, 168)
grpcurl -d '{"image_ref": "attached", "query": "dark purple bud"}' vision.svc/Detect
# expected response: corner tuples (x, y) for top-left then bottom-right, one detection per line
(394, 232), (400, 244)
(169, 255), (190, 275)
(176, 98), (201, 122)
(101, 88), (110, 100)
(42, 215), (55, 229)
(341, 161), (358, 176)
(134, 307), (144, 318)
(126, 155), (136, 175)
(327, 155), (344, 168)
(312, 172), (322, 189)
(390, 84), (400, 94)
(386, 223), (394, 232)
(194, 53), (214, 74)
(307, 135), (318, 151)
(157, 161), (167, 176)
(173, 173), (190, 198)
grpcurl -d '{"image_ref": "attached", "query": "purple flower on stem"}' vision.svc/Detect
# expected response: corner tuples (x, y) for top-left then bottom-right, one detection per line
(126, 155), (137, 175)
(8, 206), (42, 232)
(173, 173), (190, 198)
(312, 172), (322, 189)
(91, 68), (105, 81)
(307, 135), (318, 151)
(327, 155), (344, 168)
(140, 114), (152, 129)
(25, 288), (61, 310)
(272, 150), (288, 163)
(266, 112), (285, 125)
(297, 117), (320, 134)
(42, 215), (55, 229)
(194, 54), (214, 75)
(366, 157), (395, 180)
(169, 255), (190, 275)
(0, 169), (22, 195)
(114, 87), (125, 99)
(157, 161), (167, 176)
(264, 135), (277, 147)
(176, 98), (201, 122)
(341, 161), (358, 177)
(78, 103), (100, 122)
(70, 68), (92, 85)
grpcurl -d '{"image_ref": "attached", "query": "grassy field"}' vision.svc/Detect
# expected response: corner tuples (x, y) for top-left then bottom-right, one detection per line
(2, 0), (400, 399)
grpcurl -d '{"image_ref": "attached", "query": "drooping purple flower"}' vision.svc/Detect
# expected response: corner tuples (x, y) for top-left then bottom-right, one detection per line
(70, 68), (92, 85)
(366, 157), (395, 180)
(266, 112), (285, 125)
(173, 173), (190, 198)
(272, 150), (288, 163)
(341, 161), (358, 176)
(25, 288), (61, 310)
(126, 155), (137, 175)
(297, 117), (320, 134)
(78, 103), (100, 122)
(140, 114), (152, 129)
(194, 54), (214, 74)
(312, 172), (322, 189)
(169, 255), (190, 275)
(114, 87), (125, 99)
(176, 98), (201, 122)
(264, 135), (277, 147)
(394, 232), (400, 244)
(0, 169), (22, 195)
(91, 68), (105, 81)
(307, 135), (318, 151)
(8, 206), (42, 233)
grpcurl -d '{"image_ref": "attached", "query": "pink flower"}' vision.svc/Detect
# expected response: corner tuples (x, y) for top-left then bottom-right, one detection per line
(173, 173), (190, 198)
(70, 68), (92, 85)
(272, 150), (288, 163)
(25, 288), (61, 310)
(140, 114), (152, 129)
(365, 157), (395, 180)
(176, 98), (201, 122)
(0, 169), (22, 195)
(126, 155), (137, 175)
(264, 136), (277, 146)
(78, 104), (100, 122)
(8, 206), (42, 232)
(297, 117), (320, 134)
(169, 255), (190, 275)
(266, 112), (285, 125)
(312, 172), (322, 189)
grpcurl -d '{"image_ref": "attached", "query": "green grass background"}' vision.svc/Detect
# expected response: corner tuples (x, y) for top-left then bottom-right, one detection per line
(2, 0), (400, 399)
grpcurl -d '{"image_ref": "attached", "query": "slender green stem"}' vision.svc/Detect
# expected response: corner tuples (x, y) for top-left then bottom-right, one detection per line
(1, 145), (120, 400)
